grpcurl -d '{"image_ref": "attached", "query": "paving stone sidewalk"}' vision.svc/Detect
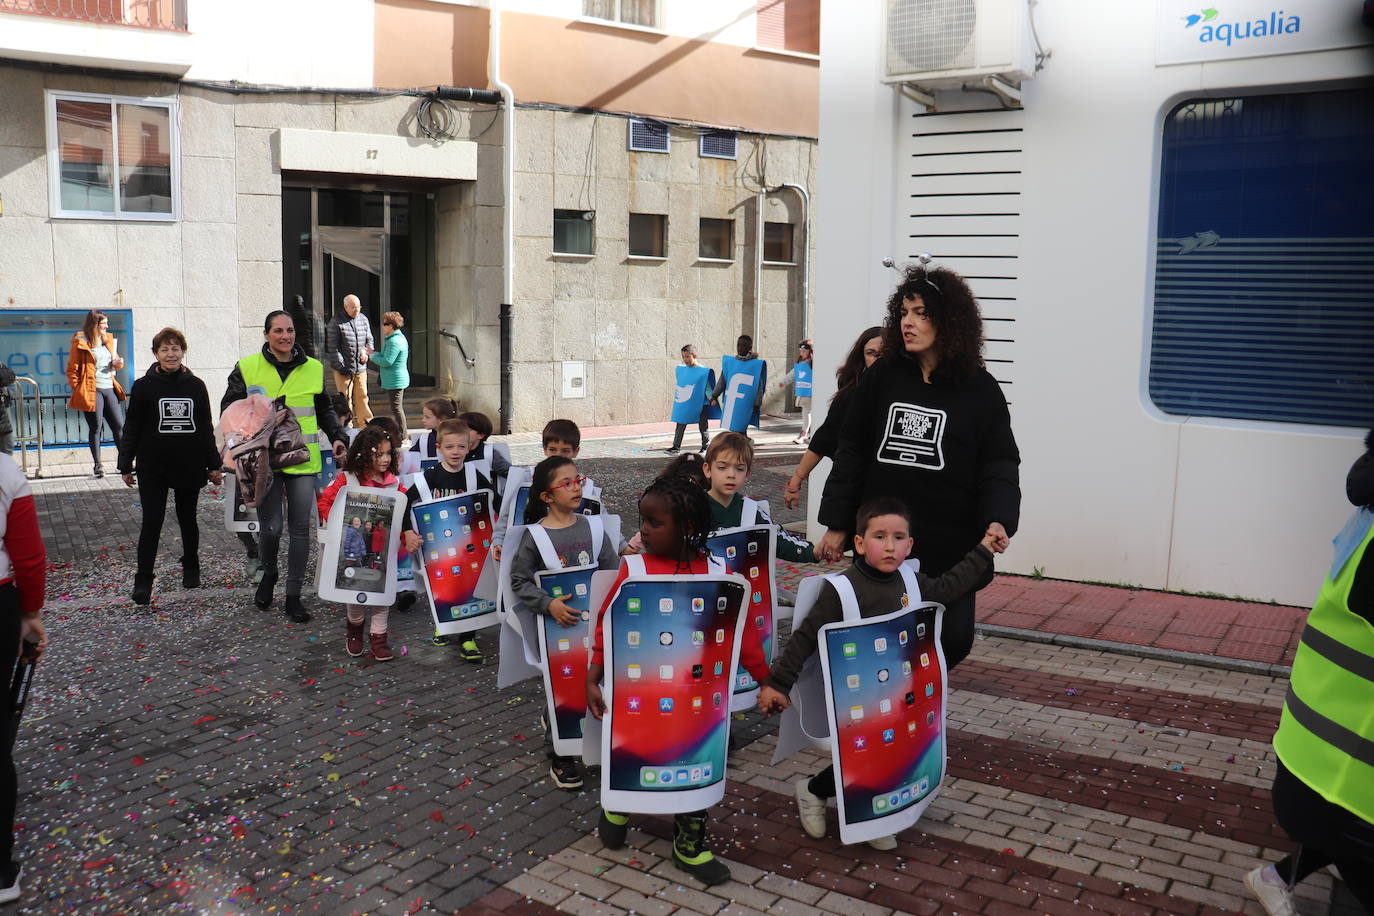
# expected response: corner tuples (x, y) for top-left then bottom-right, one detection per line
(16, 430), (1342, 915)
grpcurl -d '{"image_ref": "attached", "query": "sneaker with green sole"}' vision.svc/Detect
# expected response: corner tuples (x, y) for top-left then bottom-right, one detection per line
(672, 811), (731, 886)
(598, 810), (628, 849)
(458, 638), (483, 662)
(429, 633), (449, 647)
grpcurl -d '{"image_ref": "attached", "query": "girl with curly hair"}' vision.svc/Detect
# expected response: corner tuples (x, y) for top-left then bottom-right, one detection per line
(816, 264), (1021, 670)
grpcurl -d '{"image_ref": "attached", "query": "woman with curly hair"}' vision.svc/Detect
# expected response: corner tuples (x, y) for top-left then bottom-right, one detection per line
(816, 264), (1020, 669)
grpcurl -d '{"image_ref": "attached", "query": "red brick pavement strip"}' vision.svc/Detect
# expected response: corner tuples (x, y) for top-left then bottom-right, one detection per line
(462, 888), (564, 914)
(949, 730), (1286, 849)
(951, 659), (1282, 743)
(475, 780), (1243, 916)
(978, 575), (1308, 667)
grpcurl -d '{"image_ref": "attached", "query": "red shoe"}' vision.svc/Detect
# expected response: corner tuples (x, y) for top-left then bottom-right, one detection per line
(346, 621), (365, 657)
(370, 631), (394, 661)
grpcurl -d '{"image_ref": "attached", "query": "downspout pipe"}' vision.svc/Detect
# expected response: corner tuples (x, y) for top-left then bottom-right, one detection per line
(772, 183), (811, 340)
(489, 8), (516, 434)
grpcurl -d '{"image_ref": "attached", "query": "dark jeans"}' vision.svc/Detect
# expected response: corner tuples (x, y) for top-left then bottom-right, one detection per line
(672, 407), (709, 451)
(0, 585), (20, 865)
(256, 472), (317, 597)
(384, 388), (407, 434)
(83, 388), (124, 467)
(1272, 759), (1374, 909)
(136, 474), (201, 578)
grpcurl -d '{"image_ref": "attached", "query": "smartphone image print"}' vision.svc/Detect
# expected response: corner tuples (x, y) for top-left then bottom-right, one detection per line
(536, 564), (598, 751)
(414, 491), (496, 622)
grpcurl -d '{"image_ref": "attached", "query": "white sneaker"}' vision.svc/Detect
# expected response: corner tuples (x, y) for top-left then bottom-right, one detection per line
(794, 779), (827, 838)
(1244, 866), (1297, 916)
(0, 865), (21, 904)
(867, 835), (898, 851)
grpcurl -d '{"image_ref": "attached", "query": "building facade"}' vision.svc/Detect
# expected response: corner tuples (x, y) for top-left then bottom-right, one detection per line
(0, 0), (818, 457)
(810, 0), (1372, 606)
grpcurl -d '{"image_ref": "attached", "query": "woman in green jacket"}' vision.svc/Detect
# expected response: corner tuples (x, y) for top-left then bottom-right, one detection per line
(370, 311), (411, 433)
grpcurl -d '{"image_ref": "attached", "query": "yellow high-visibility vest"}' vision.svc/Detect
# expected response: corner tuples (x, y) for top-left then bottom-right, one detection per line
(237, 353), (324, 475)
(1273, 518), (1374, 823)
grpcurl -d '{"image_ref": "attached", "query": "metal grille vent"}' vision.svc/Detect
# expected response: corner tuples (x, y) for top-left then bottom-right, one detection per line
(886, 0), (977, 77)
(699, 130), (737, 160)
(628, 119), (670, 152)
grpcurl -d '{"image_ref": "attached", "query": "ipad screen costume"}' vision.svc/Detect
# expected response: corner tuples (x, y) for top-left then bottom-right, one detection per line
(404, 467), (500, 635)
(705, 507), (778, 712)
(713, 356), (766, 433)
(586, 554), (752, 814)
(497, 514), (621, 758)
(671, 363), (718, 451)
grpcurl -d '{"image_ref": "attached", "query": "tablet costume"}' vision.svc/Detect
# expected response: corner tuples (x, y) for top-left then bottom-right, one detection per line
(706, 496), (784, 711)
(713, 355), (766, 433)
(671, 363), (718, 452)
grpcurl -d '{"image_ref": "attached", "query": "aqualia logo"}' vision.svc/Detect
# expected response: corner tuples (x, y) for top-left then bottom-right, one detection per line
(1182, 7), (1301, 46)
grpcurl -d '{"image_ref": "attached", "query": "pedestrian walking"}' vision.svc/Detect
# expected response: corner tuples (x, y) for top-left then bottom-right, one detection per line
(223, 310), (349, 623)
(369, 311), (410, 433)
(777, 339), (814, 444)
(65, 310), (126, 477)
(117, 328), (224, 605)
(326, 294), (373, 428)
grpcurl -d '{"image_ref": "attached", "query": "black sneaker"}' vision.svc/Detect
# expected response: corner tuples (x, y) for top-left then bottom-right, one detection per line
(672, 812), (731, 886)
(131, 575), (153, 606)
(394, 591), (418, 613)
(458, 637), (483, 663)
(0, 862), (21, 904)
(550, 756), (583, 790)
(597, 810), (628, 849)
(182, 559), (200, 590)
(284, 595), (311, 624)
(253, 573), (278, 610)
(664, 447), (680, 455)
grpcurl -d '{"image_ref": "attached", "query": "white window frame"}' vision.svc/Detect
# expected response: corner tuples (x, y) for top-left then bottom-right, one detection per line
(45, 89), (181, 222)
(582, 0), (659, 30)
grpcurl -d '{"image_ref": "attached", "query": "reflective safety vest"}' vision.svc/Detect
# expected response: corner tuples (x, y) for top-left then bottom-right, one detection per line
(237, 353), (324, 475)
(1273, 517), (1374, 824)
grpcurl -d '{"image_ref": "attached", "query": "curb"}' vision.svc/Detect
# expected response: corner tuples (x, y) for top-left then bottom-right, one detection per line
(975, 622), (1293, 679)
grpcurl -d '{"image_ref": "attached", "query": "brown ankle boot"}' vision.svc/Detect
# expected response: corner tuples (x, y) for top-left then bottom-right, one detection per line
(346, 620), (365, 657)
(369, 631), (394, 661)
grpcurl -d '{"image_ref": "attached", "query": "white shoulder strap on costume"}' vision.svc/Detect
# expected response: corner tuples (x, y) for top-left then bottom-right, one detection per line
(344, 471), (360, 487)
(897, 563), (922, 605)
(464, 463), (478, 493)
(524, 525), (563, 570)
(413, 473), (433, 503)
(825, 572), (863, 622)
(707, 555), (726, 575)
(623, 553), (647, 577)
(740, 496), (760, 527)
(586, 515), (605, 556)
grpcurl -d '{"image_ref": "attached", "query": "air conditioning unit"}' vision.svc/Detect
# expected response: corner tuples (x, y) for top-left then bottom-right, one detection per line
(882, 0), (1035, 88)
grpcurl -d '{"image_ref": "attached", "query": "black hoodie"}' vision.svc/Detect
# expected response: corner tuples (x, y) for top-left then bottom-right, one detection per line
(819, 353), (1020, 574)
(117, 364), (221, 486)
(1347, 429), (1374, 509)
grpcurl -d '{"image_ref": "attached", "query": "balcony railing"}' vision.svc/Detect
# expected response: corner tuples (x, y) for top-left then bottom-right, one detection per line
(0, 0), (186, 31)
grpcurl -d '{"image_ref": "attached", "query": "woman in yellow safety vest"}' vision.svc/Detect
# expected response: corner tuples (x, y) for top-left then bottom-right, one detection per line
(222, 310), (349, 624)
(1246, 429), (1374, 916)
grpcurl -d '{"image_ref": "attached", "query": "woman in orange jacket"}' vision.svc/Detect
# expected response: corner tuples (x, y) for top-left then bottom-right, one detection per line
(65, 310), (126, 478)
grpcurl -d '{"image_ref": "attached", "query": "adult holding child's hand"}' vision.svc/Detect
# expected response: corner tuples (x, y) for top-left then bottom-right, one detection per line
(817, 264), (1020, 669)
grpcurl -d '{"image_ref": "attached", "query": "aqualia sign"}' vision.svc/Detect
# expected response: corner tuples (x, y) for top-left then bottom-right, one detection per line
(1157, 1), (1369, 64)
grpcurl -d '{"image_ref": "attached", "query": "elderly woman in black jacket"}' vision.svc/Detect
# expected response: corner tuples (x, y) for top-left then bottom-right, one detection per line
(817, 265), (1021, 670)
(118, 328), (223, 605)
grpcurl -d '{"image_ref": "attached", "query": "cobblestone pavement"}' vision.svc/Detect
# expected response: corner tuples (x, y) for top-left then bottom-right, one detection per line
(15, 430), (1346, 914)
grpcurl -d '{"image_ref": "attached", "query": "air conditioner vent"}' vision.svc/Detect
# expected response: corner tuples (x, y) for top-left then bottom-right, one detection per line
(628, 119), (670, 152)
(699, 130), (737, 160)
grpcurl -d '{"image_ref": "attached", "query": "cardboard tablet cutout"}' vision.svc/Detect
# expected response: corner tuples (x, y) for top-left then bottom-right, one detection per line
(495, 466), (533, 540)
(573, 568), (621, 768)
(412, 486), (500, 635)
(706, 523), (778, 712)
(535, 565), (598, 757)
(317, 474), (406, 606)
(819, 594), (947, 846)
(223, 472), (260, 534)
(719, 355), (765, 432)
(594, 559), (750, 815)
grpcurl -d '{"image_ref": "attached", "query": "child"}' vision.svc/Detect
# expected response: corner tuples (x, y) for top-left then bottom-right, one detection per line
(460, 410), (512, 485)
(777, 339), (813, 444)
(757, 496), (1007, 849)
(586, 476), (770, 886)
(508, 455), (620, 791)
(493, 418), (602, 562)
(624, 452), (708, 554)
(317, 427), (421, 662)
(401, 417), (498, 661)
(409, 396), (460, 461)
(668, 344), (711, 455)
(703, 432), (816, 563)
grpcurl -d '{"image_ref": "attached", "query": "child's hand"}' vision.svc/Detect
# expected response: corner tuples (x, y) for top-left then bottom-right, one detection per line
(982, 522), (1010, 554)
(403, 531), (423, 552)
(587, 680), (607, 720)
(756, 685), (790, 716)
(492, 545), (502, 562)
(549, 597), (579, 627)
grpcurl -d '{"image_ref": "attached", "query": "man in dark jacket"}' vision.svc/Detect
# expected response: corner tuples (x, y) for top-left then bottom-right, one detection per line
(326, 294), (373, 428)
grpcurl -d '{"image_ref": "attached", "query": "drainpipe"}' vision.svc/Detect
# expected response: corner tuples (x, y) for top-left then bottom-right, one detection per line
(772, 182), (810, 340)
(489, 7), (516, 434)
(753, 189), (765, 346)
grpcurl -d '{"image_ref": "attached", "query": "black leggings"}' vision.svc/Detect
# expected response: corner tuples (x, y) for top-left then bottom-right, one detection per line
(1272, 759), (1374, 910)
(136, 475), (201, 577)
(0, 586), (20, 865)
(83, 388), (124, 465)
